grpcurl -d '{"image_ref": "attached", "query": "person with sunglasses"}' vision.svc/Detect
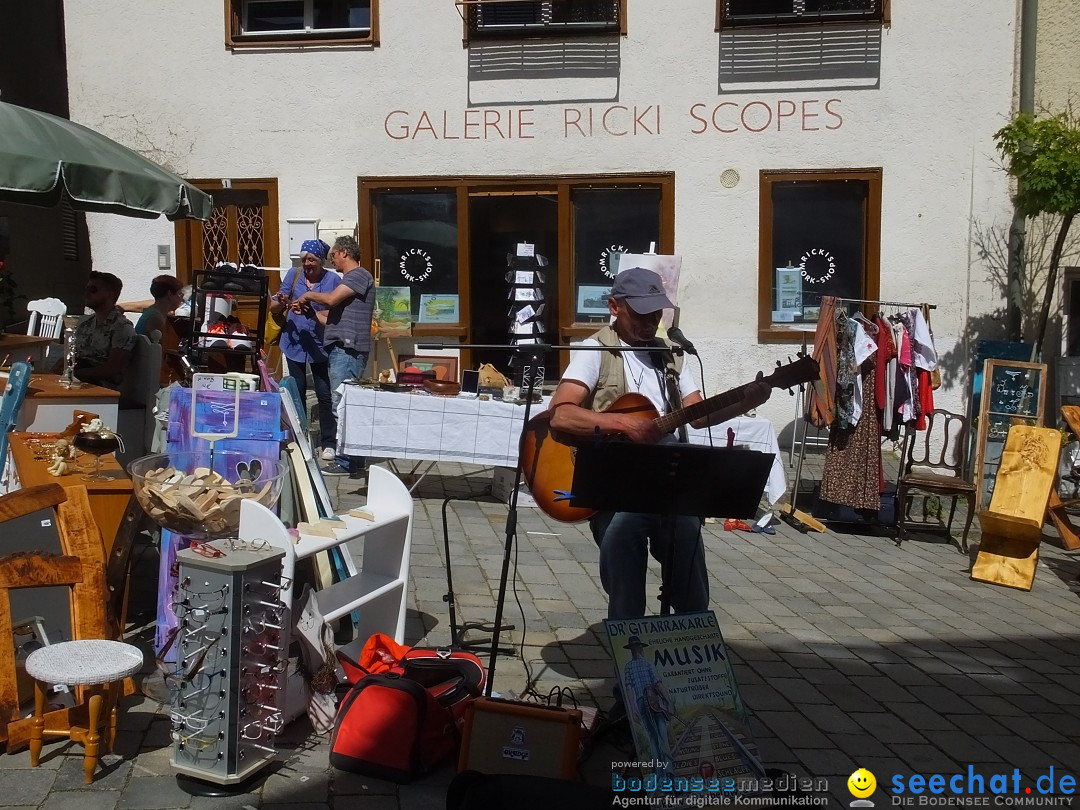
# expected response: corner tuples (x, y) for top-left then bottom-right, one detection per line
(60, 271), (137, 389)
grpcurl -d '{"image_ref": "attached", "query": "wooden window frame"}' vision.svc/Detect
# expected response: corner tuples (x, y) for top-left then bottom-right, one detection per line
(716, 0), (889, 30)
(459, 0), (626, 46)
(757, 168), (882, 344)
(225, 0), (379, 49)
(358, 173), (673, 355)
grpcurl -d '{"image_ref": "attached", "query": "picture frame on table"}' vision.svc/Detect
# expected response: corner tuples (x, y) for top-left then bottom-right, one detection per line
(577, 284), (612, 316)
(397, 354), (459, 383)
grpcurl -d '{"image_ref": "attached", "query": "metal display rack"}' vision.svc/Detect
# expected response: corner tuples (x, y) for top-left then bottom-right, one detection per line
(169, 543), (290, 792)
(187, 268), (270, 374)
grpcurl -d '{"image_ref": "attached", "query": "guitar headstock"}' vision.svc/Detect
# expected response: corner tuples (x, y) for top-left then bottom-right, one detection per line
(762, 353), (820, 392)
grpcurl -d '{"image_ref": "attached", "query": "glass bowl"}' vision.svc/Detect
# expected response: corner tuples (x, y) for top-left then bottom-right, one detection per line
(128, 451), (286, 537)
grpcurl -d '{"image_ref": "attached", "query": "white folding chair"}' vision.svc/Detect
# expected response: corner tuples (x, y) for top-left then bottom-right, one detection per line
(26, 298), (67, 340)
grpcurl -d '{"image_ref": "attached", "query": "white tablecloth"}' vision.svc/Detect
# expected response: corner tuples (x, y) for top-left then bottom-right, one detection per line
(338, 387), (787, 504)
(339, 386), (539, 468)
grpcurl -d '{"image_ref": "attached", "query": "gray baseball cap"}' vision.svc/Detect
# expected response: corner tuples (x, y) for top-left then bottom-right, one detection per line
(605, 267), (674, 314)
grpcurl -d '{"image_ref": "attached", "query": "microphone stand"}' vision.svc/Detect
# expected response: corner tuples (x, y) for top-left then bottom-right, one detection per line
(418, 339), (677, 696)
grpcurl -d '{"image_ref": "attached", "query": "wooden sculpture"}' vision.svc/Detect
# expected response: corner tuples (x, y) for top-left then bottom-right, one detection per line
(971, 425), (1062, 591)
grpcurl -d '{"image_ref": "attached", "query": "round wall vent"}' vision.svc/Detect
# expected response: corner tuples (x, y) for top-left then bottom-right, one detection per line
(720, 169), (740, 188)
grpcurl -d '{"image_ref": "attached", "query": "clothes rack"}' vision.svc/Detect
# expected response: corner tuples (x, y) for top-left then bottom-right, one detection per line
(783, 295), (937, 532)
(803, 292), (937, 311)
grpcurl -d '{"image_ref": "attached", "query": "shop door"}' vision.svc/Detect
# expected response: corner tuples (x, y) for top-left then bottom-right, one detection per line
(175, 180), (280, 329)
(468, 192), (558, 379)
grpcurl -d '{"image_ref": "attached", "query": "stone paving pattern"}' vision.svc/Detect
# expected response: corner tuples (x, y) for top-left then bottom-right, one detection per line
(0, 459), (1077, 808)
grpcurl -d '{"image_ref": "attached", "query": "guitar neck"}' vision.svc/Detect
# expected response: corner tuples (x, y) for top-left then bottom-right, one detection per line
(654, 382), (753, 434)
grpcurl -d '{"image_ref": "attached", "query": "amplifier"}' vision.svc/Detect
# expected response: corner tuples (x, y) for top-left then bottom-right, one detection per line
(458, 698), (582, 780)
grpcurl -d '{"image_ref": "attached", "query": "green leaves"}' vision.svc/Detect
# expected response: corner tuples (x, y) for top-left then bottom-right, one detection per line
(995, 110), (1080, 218)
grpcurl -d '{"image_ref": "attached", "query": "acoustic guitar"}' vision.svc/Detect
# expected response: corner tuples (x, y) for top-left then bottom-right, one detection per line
(519, 355), (820, 523)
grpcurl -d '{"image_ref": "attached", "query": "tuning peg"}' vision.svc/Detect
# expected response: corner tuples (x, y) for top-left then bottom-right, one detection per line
(788, 388), (796, 396)
(776, 360), (783, 368)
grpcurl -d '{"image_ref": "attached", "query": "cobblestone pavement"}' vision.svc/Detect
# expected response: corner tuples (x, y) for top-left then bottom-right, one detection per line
(1, 460), (1078, 808)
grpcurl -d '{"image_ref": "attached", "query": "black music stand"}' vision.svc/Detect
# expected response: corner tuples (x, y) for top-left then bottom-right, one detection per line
(571, 442), (772, 614)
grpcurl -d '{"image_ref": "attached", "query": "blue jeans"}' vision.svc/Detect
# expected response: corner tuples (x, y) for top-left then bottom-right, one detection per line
(589, 512), (708, 619)
(285, 356), (335, 450)
(328, 345), (368, 472)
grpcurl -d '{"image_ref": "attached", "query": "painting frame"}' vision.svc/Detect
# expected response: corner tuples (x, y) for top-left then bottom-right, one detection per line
(417, 293), (460, 324)
(397, 354), (459, 383)
(577, 284), (612, 316)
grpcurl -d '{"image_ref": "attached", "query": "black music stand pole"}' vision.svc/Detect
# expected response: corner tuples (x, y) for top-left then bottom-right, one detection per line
(570, 442), (771, 616)
(483, 343), (549, 695)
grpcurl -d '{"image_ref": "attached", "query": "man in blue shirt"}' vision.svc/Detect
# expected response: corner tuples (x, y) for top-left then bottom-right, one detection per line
(294, 236), (375, 478)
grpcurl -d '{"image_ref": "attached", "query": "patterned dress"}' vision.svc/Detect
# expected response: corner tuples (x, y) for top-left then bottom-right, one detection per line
(819, 319), (883, 511)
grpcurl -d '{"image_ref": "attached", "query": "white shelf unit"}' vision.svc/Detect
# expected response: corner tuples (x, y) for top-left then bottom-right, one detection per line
(237, 465), (414, 719)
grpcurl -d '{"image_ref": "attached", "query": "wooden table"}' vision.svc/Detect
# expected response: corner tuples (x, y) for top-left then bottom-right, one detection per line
(6, 433), (133, 559)
(0, 333), (57, 367)
(0, 373), (120, 433)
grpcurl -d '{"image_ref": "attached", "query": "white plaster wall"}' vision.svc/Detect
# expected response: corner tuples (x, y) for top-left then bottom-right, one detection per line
(1036, 0), (1080, 113)
(63, 0), (1016, 427)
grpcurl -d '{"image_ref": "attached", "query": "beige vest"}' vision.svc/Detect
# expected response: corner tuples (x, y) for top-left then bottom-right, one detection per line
(585, 324), (684, 413)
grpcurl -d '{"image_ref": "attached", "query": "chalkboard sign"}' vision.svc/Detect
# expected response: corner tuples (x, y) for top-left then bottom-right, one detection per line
(973, 359), (1047, 509)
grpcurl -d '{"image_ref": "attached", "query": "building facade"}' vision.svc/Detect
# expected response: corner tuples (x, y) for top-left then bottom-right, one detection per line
(61, 0), (1018, 425)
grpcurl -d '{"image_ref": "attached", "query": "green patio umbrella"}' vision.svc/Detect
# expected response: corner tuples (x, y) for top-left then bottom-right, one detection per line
(0, 101), (212, 221)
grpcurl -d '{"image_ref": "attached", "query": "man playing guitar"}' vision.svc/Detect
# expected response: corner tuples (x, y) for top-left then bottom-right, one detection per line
(545, 266), (773, 620)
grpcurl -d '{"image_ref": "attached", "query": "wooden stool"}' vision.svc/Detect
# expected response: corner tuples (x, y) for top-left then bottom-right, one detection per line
(25, 639), (143, 783)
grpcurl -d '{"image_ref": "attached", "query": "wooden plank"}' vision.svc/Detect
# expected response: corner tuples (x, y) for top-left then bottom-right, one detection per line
(972, 425), (1061, 591)
(0, 484), (66, 522)
(986, 426), (1061, 523)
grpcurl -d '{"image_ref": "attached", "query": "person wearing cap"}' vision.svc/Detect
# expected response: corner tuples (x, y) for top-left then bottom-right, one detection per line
(273, 238), (341, 468)
(621, 635), (674, 773)
(293, 235), (375, 478)
(548, 266), (772, 619)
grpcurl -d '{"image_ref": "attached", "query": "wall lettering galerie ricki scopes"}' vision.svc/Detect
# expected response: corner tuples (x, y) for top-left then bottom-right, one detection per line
(382, 98), (843, 140)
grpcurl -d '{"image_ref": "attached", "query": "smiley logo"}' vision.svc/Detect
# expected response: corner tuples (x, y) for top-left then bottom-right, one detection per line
(848, 768), (877, 798)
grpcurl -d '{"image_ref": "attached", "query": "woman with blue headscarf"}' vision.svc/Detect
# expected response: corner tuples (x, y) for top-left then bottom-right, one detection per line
(271, 239), (342, 466)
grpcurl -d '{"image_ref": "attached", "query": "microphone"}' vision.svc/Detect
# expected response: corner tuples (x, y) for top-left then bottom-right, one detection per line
(667, 327), (698, 357)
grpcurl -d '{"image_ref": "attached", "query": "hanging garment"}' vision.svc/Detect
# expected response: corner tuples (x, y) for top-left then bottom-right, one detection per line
(892, 319), (914, 424)
(820, 360), (883, 511)
(899, 311), (924, 428)
(807, 296), (839, 428)
(874, 314), (898, 438)
(851, 320), (878, 426)
(835, 315), (859, 429)
(909, 307), (938, 372)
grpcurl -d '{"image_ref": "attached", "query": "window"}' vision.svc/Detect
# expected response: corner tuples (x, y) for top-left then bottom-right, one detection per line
(360, 175), (673, 374)
(372, 191), (460, 323)
(758, 169), (881, 342)
(718, 0), (887, 28)
(571, 188), (661, 322)
(462, 0), (625, 42)
(226, 0), (377, 48)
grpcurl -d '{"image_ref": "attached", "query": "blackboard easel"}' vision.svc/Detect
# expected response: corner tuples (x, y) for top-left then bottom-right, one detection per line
(972, 359), (1047, 511)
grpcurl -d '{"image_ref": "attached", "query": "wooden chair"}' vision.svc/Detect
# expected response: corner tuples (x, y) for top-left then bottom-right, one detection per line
(972, 425), (1062, 590)
(896, 409), (976, 552)
(0, 484), (142, 782)
(25, 298), (66, 340)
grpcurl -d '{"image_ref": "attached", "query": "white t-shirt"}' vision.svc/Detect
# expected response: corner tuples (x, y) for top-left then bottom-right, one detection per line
(562, 338), (701, 415)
